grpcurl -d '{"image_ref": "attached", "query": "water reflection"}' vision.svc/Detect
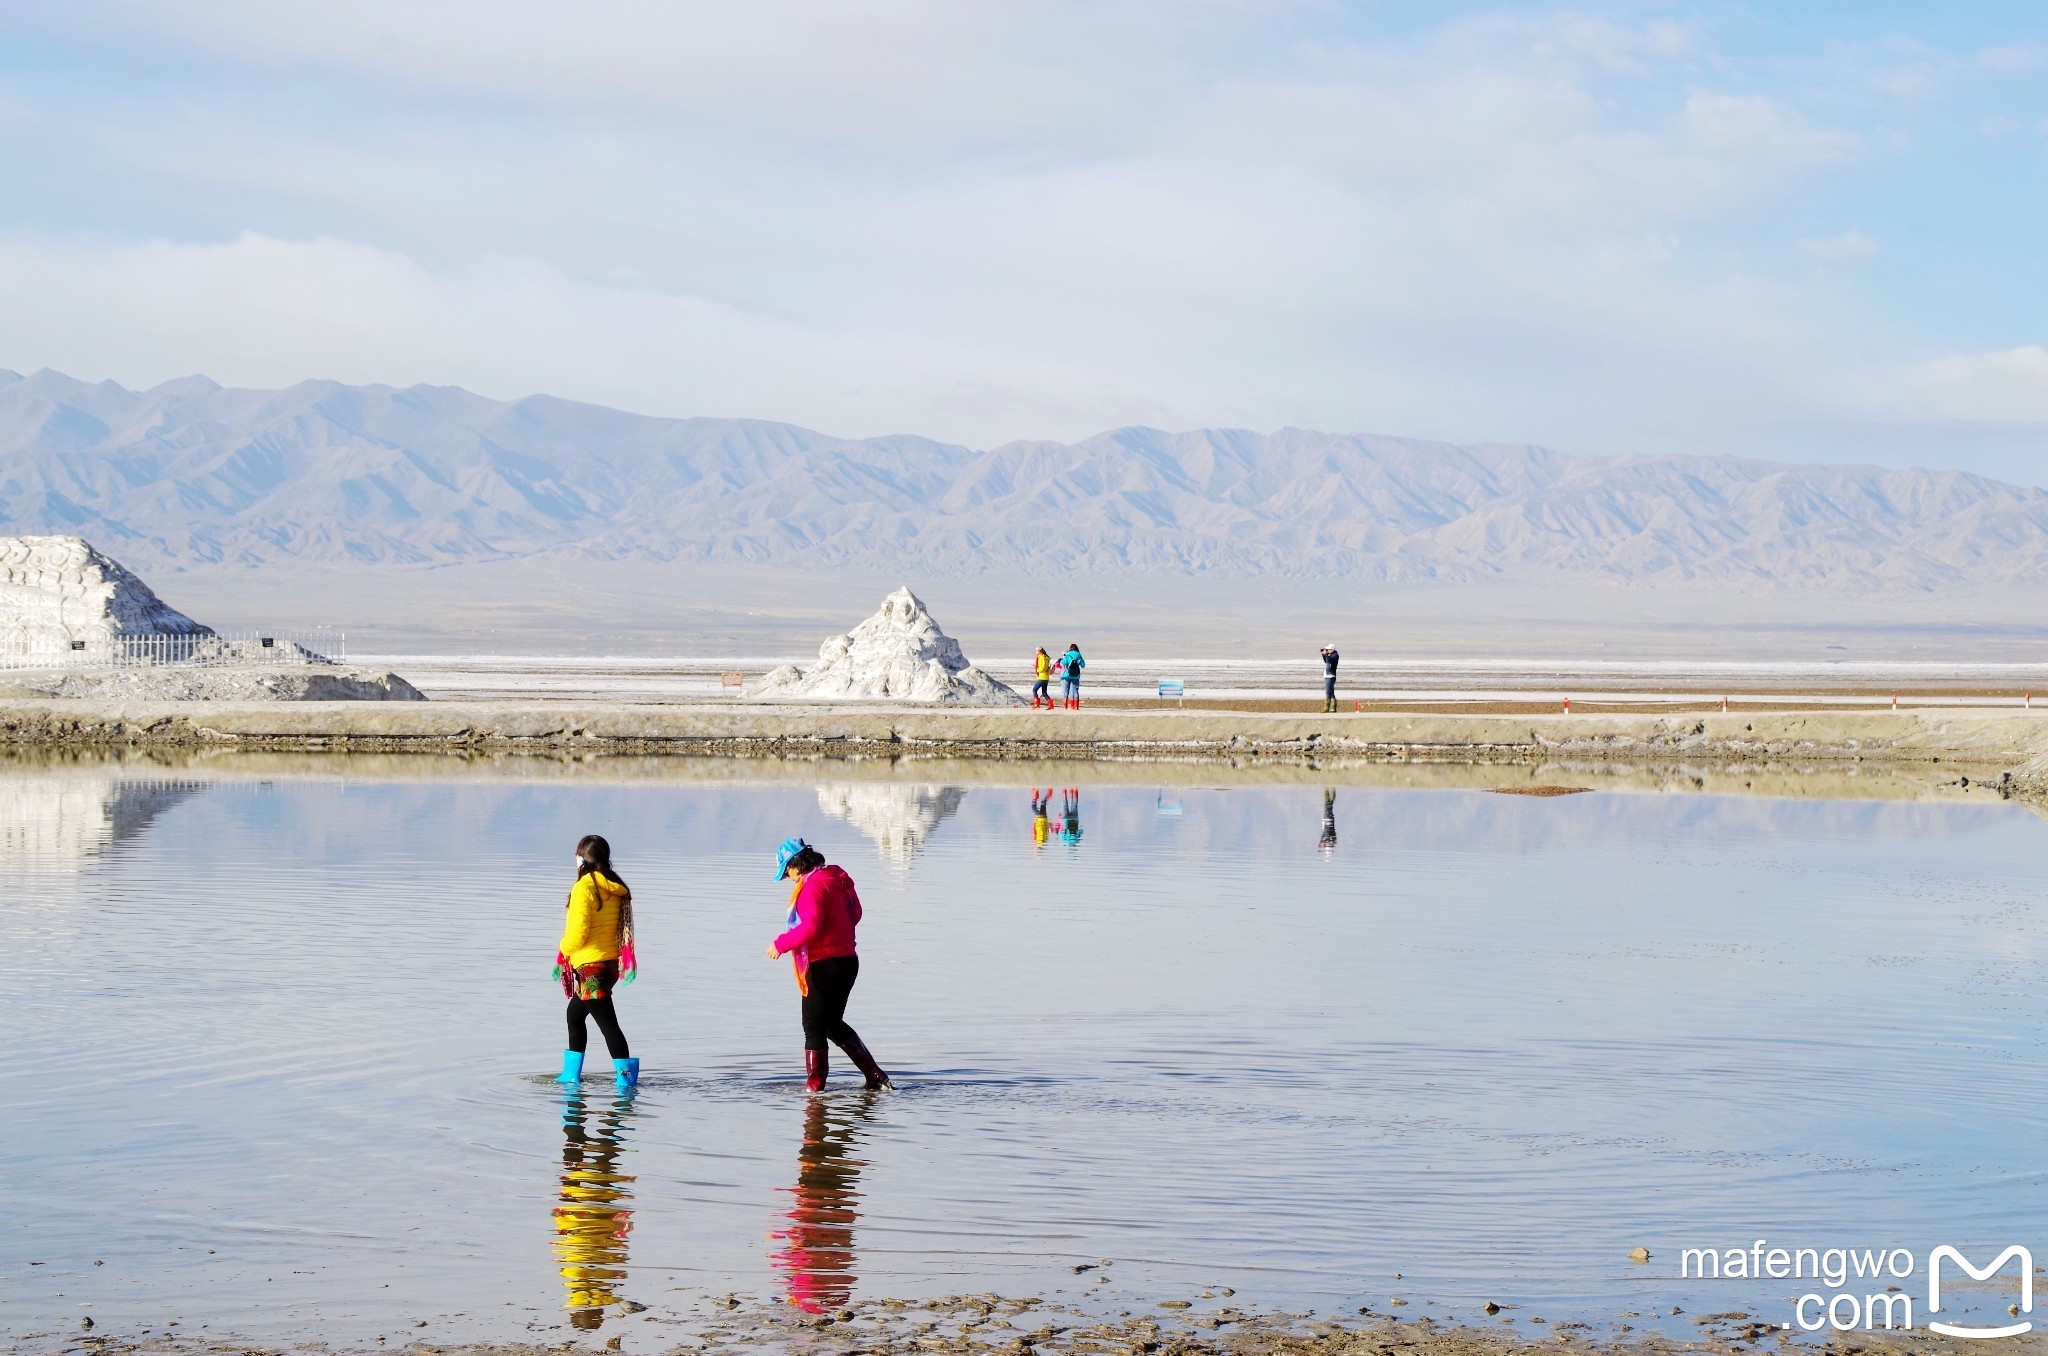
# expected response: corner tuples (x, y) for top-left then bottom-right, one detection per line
(1057, 787), (1083, 850)
(817, 784), (966, 864)
(770, 1094), (875, 1313)
(1030, 787), (1085, 852)
(1319, 788), (1338, 854)
(0, 774), (207, 878)
(552, 1093), (637, 1330)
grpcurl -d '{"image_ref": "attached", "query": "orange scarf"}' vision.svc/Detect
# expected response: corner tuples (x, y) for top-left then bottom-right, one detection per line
(787, 879), (809, 997)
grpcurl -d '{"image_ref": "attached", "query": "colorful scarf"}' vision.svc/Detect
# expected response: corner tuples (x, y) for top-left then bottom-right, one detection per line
(550, 871), (638, 987)
(617, 887), (637, 986)
(786, 879), (808, 997)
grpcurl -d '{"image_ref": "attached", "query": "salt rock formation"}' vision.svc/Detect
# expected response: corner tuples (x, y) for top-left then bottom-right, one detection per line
(0, 535), (424, 701)
(749, 587), (1022, 705)
(0, 536), (211, 648)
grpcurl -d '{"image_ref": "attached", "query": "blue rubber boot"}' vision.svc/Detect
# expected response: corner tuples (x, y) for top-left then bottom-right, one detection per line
(555, 1049), (584, 1084)
(614, 1057), (640, 1090)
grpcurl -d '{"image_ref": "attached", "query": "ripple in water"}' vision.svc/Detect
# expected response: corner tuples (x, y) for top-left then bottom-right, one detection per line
(3, 763), (2046, 1342)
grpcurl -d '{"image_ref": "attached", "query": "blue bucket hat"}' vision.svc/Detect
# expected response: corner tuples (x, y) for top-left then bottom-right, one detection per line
(773, 836), (812, 881)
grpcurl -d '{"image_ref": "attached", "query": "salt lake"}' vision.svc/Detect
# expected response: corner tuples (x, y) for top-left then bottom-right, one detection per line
(4, 756), (2046, 1345)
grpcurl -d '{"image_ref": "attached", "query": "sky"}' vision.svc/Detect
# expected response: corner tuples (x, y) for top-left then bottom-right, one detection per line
(0, 1), (2043, 480)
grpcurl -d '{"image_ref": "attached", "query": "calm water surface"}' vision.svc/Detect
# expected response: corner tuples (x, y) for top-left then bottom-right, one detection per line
(5, 761), (2048, 1343)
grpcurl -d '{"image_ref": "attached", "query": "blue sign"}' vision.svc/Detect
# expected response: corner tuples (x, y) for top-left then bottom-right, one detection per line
(1157, 678), (1186, 699)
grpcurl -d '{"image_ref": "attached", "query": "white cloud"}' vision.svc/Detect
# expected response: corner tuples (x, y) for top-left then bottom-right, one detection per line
(1798, 230), (1880, 264)
(1869, 65), (1937, 101)
(0, 3), (2026, 467)
(1903, 347), (2048, 425)
(1978, 43), (2045, 72)
(1980, 114), (2019, 138)
(0, 232), (1185, 439)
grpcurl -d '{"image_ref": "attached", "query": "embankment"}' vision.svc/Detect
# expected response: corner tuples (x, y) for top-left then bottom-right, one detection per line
(4, 698), (2047, 783)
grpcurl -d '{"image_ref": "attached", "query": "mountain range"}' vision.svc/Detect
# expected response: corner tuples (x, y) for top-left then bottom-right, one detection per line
(2, 367), (2042, 592)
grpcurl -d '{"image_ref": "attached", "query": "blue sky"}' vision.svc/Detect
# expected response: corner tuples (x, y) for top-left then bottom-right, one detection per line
(0, 1), (2042, 479)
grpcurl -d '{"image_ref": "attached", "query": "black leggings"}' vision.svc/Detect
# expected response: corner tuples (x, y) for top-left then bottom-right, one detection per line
(567, 995), (631, 1059)
(801, 955), (863, 1053)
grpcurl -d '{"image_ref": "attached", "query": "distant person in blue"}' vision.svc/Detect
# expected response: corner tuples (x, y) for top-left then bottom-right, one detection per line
(1058, 643), (1085, 710)
(1320, 643), (1339, 712)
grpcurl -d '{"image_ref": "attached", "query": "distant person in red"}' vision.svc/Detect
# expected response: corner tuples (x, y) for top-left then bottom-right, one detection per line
(765, 837), (893, 1092)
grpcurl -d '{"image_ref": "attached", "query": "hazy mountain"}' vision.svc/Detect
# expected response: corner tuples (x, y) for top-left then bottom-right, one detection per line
(4, 366), (2044, 592)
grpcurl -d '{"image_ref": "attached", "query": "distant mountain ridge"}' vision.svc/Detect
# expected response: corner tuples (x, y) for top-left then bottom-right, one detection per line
(3, 366), (2044, 591)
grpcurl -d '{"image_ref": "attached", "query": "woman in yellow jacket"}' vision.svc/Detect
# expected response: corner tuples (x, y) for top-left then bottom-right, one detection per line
(554, 834), (639, 1089)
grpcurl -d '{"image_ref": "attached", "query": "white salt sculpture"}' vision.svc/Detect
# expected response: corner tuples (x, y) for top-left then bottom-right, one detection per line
(748, 587), (1022, 705)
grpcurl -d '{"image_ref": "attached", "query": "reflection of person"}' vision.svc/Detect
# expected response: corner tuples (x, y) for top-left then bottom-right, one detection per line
(553, 1092), (636, 1330)
(1319, 644), (1340, 713)
(554, 834), (640, 1089)
(765, 838), (893, 1092)
(1031, 648), (1053, 709)
(770, 1093), (874, 1313)
(1031, 789), (1051, 848)
(1319, 788), (1337, 853)
(1059, 788), (1083, 848)
(1059, 643), (1086, 709)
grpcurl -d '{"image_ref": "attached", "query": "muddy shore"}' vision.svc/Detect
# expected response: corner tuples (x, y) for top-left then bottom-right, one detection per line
(10, 1296), (2029, 1356)
(4, 700), (2048, 789)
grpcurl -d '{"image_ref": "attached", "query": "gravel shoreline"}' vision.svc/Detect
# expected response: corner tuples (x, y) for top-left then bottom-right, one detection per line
(10, 1296), (2027, 1356)
(3, 701), (2046, 775)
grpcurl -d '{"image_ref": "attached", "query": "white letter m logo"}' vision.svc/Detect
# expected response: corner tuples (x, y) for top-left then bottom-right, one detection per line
(1929, 1245), (2034, 1339)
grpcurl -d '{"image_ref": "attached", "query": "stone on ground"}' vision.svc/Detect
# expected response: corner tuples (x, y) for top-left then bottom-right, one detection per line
(749, 587), (1022, 705)
(0, 667), (425, 702)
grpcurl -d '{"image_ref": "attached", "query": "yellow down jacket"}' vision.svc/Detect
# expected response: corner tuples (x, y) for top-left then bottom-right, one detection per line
(560, 871), (630, 967)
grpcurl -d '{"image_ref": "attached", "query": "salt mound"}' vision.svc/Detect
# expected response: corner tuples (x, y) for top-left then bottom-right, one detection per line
(0, 535), (424, 702)
(0, 536), (210, 647)
(749, 587), (1022, 705)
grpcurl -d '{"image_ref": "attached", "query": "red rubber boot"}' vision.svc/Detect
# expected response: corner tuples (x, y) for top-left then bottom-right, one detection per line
(840, 1036), (893, 1091)
(804, 1047), (827, 1093)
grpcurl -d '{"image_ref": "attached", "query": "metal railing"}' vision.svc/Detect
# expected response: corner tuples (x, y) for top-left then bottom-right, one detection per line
(0, 629), (345, 671)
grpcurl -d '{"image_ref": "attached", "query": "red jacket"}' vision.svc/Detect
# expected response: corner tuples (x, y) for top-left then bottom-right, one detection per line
(774, 865), (862, 970)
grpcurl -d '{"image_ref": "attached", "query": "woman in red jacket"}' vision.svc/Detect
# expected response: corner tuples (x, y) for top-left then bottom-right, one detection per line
(765, 837), (892, 1093)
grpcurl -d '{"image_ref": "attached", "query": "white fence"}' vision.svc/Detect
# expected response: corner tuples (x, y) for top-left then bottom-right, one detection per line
(0, 629), (345, 671)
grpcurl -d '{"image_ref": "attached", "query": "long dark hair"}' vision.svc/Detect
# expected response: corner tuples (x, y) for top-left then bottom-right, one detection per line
(575, 833), (630, 898)
(787, 846), (826, 876)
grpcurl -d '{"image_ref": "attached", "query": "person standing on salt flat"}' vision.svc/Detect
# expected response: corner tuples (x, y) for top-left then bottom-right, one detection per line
(1031, 647), (1053, 709)
(765, 837), (893, 1093)
(554, 834), (640, 1090)
(1058, 642), (1086, 709)
(1320, 643), (1341, 713)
